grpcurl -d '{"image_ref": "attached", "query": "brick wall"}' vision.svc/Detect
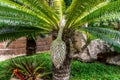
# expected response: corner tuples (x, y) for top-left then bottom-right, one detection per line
(0, 36), (52, 55)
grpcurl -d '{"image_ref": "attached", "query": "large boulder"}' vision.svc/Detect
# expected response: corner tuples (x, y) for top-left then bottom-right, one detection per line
(73, 39), (120, 66)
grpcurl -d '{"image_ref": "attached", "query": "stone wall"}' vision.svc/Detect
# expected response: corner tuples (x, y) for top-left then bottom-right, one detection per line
(0, 36), (52, 55)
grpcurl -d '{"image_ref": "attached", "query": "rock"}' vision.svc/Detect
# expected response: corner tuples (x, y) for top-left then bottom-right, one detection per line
(75, 39), (112, 62)
(106, 55), (120, 66)
(75, 48), (93, 62)
(87, 39), (112, 60)
(73, 39), (120, 66)
(87, 39), (120, 66)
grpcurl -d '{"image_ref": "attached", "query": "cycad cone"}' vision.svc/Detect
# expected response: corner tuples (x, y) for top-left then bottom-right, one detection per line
(50, 17), (66, 69)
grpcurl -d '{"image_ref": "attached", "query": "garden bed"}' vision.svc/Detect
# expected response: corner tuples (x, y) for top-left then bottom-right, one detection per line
(0, 53), (120, 80)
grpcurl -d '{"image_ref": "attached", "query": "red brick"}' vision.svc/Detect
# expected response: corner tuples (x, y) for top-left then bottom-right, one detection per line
(0, 36), (52, 55)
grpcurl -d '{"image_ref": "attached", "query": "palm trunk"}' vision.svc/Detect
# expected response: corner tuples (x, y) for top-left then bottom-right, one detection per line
(51, 17), (72, 80)
(26, 38), (36, 56)
(52, 37), (72, 80)
(51, 36), (72, 80)
(52, 54), (71, 80)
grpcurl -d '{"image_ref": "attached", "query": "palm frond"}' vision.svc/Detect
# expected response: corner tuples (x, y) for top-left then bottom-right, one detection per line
(0, 6), (53, 31)
(65, 0), (108, 28)
(0, 0), (38, 17)
(52, 0), (66, 20)
(81, 27), (120, 52)
(0, 16), (38, 28)
(0, 6), (47, 24)
(76, 0), (120, 27)
(0, 0), (58, 29)
(96, 12), (120, 22)
(0, 27), (48, 42)
(10, 0), (59, 28)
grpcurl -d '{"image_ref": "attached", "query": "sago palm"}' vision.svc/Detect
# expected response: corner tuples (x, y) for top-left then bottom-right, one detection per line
(1, 0), (120, 80)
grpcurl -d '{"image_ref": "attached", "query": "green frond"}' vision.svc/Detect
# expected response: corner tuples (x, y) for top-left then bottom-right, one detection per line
(81, 27), (120, 52)
(65, 0), (107, 28)
(0, 0), (58, 29)
(0, 6), (54, 31)
(10, 0), (59, 28)
(52, 0), (66, 20)
(0, 6), (47, 25)
(76, 0), (120, 26)
(0, 27), (48, 42)
(0, 29), (33, 41)
(0, 0), (38, 17)
(0, 16), (38, 28)
(36, 0), (58, 22)
(96, 12), (120, 22)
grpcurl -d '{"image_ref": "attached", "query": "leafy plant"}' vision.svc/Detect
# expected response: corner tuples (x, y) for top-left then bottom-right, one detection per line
(1, 0), (120, 80)
(6, 56), (51, 80)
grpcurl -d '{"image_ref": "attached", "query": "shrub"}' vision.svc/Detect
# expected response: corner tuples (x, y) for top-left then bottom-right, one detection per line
(2, 56), (51, 80)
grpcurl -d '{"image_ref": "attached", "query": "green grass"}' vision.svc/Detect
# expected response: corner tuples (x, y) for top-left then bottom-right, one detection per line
(70, 61), (120, 80)
(0, 53), (120, 80)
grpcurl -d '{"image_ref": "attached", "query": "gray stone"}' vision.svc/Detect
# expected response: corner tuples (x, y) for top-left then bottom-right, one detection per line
(87, 39), (112, 60)
(106, 55), (120, 66)
(73, 39), (120, 66)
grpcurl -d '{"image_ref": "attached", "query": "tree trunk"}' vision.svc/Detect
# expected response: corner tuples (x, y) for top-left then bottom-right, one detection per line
(52, 35), (72, 80)
(26, 38), (36, 56)
(52, 54), (71, 80)
(51, 27), (72, 80)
